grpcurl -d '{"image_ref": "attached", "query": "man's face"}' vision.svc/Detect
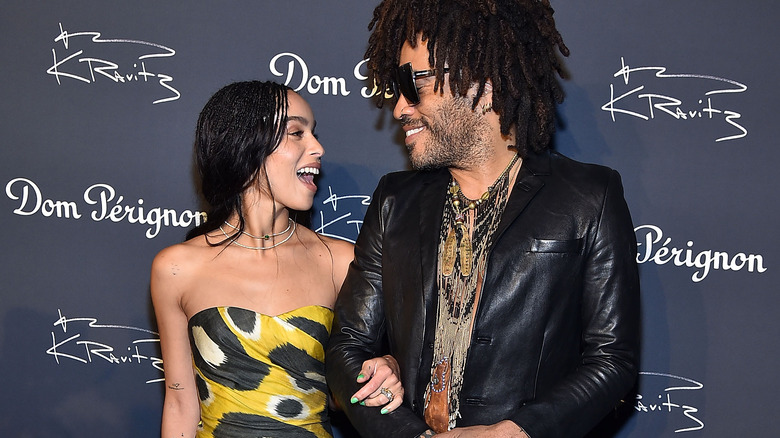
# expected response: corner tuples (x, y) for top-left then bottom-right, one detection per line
(393, 36), (491, 171)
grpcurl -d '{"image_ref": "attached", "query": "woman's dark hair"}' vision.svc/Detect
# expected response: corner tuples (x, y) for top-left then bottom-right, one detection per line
(365, 0), (569, 155)
(186, 80), (290, 241)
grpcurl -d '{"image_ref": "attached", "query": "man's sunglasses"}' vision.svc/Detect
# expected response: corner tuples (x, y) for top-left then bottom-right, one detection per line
(392, 62), (449, 105)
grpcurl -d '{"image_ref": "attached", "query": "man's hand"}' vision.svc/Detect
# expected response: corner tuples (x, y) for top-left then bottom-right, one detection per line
(435, 420), (529, 438)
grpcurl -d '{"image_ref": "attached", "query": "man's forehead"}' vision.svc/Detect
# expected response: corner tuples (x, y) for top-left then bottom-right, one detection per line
(399, 38), (433, 69)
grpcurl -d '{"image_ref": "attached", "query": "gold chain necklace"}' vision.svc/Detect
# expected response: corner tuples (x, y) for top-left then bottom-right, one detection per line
(441, 153), (519, 277)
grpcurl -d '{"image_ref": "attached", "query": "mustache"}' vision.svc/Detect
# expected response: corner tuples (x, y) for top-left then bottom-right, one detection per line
(400, 115), (426, 128)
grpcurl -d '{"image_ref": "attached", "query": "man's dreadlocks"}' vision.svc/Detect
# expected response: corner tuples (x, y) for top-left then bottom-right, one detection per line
(365, 0), (569, 155)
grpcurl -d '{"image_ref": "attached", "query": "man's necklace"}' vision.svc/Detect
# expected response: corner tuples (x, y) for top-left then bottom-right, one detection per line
(441, 152), (519, 277)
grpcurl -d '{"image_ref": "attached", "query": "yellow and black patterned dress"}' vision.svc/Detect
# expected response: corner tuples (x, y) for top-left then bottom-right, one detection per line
(188, 305), (333, 438)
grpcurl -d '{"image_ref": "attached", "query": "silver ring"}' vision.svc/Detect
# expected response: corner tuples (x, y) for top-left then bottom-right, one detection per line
(380, 387), (394, 402)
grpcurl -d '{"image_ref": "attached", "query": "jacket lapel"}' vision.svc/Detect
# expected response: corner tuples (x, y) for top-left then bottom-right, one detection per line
(494, 151), (549, 241)
(417, 169), (450, 315)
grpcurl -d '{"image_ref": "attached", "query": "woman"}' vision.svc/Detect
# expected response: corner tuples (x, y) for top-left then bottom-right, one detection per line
(151, 81), (401, 438)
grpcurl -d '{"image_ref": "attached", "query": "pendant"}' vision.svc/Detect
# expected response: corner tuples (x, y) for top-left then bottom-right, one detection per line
(430, 358), (449, 393)
(442, 227), (457, 277)
(459, 224), (473, 277)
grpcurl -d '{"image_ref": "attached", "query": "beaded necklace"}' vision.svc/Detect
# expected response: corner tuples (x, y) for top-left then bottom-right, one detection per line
(441, 152), (520, 277)
(425, 152), (520, 431)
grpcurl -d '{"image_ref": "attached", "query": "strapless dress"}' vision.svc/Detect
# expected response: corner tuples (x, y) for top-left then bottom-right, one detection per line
(188, 305), (334, 438)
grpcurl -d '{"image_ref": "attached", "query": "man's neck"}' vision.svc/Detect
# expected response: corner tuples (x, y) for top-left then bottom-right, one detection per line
(449, 147), (520, 200)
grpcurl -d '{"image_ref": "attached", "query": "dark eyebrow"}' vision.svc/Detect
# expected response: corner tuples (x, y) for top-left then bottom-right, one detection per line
(286, 115), (312, 126)
(286, 116), (317, 133)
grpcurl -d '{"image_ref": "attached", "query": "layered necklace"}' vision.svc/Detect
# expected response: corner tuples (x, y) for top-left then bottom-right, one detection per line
(441, 152), (520, 278)
(219, 218), (297, 250)
(425, 152), (520, 431)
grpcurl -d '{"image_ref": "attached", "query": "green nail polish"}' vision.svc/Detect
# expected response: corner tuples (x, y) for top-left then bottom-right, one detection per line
(357, 373), (365, 380)
(350, 397), (358, 404)
(381, 408), (389, 415)
(360, 401), (365, 406)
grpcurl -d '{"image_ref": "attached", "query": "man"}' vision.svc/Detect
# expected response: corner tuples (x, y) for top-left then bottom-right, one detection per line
(326, 1), (640, 437)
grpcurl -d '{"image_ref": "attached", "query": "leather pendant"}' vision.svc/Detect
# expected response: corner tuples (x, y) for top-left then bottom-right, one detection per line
(442, 227), (457, 277)
(424, 360), (451, 433)
(459, 225), (473, 277)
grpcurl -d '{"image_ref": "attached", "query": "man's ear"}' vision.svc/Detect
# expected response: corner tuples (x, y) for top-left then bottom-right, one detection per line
(483, 80), (493, 94)
(469, 79), (494, 115)
(468, 79), (493, 100)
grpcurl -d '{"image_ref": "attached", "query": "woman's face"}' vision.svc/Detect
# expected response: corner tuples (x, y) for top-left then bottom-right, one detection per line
(262, 91), (324, 212)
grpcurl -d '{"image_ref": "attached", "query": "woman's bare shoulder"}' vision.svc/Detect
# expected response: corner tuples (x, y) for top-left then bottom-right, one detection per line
(317, 235), (354, 262)
(151, 235), (217, 289)
(154, 235), (207, 265)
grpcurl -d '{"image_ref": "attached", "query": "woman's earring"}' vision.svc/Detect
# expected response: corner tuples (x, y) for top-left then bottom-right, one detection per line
(480, 102), (493, 115)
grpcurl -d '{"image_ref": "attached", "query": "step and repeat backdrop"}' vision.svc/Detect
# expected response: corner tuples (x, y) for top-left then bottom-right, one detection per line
(1, 1), (776, 437)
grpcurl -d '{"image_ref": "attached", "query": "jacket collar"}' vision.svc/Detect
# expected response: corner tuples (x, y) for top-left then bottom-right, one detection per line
(417, 168), (450, 318)
(495, 151), (548, 240)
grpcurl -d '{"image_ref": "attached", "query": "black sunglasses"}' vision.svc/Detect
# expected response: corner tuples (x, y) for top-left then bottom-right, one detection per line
(392, 62), (449, 105)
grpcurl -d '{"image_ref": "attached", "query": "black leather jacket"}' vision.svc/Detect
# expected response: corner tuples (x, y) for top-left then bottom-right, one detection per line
(326, 151), (640, 438)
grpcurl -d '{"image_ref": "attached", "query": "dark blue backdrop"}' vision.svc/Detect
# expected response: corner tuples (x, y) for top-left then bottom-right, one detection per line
(1, 1), (776, 436)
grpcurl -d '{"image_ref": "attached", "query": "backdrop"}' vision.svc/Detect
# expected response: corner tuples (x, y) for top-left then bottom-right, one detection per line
(1, 1), (777, 436)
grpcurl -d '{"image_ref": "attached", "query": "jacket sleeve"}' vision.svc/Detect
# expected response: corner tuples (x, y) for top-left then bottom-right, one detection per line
(325, 175), (431, 438)
(511, 170), (641, 438)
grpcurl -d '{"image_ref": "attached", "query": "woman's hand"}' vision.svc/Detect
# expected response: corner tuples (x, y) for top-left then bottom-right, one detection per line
(349, 355), (404, 414)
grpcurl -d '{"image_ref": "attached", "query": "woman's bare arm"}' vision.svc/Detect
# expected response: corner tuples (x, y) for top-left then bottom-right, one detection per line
(151, 246), (201, 438)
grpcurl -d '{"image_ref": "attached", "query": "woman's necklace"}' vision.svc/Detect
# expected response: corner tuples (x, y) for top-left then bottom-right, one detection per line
(222, 217), (293, 240)
(219, 220), (297, 250)
(441, 152), (520, 277)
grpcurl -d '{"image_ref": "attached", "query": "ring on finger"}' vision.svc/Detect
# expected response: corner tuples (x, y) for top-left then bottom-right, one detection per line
(380, 387), (394, 402)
